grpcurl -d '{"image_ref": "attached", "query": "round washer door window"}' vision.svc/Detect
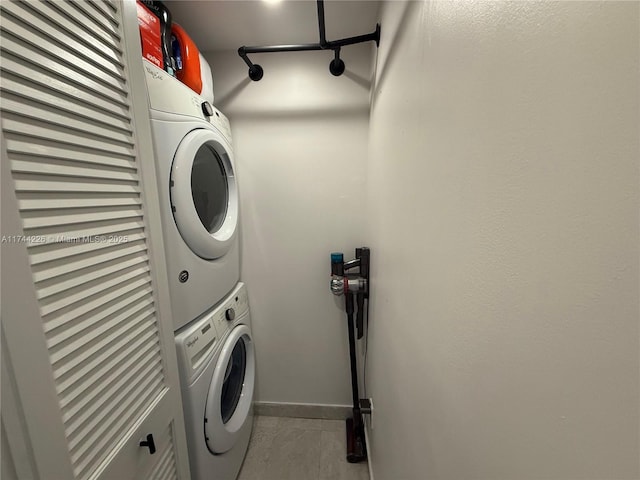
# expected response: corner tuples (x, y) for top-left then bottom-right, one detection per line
(204, 324), (255, 454)
(171, 128), (237, 260)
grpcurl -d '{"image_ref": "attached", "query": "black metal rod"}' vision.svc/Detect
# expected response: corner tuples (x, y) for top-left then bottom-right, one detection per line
(238, 50), (254, 68)
(237, 0), (380, 79)
(238, 29), (378, 68)
(325, 29), (380, 49)
(239, 43), (323, 54)
(239, 27), (379, 57)
(317, 0), (327, 47)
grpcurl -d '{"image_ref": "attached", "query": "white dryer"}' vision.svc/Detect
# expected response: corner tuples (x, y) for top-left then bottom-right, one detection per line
(175, 282), (255, 480)
(144, 61), (239, 330)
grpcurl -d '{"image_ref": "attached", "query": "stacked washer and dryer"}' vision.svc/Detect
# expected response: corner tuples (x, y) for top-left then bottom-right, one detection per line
(143, 60), (255, 480)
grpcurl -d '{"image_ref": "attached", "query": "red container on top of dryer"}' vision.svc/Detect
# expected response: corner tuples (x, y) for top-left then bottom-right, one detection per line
(171, 23), (203, 95)
(137, 0), (174, 76)
(136, 1), (163, 69)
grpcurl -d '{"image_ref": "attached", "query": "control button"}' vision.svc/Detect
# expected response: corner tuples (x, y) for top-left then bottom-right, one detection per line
(225, 308), (235, 321)
(202, 102), (214, 117)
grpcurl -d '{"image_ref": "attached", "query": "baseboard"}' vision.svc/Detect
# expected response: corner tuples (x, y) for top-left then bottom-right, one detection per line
(253, 401), (351, 420)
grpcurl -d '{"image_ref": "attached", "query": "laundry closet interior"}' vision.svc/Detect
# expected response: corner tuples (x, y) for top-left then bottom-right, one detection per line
(1, 1), (638, 480)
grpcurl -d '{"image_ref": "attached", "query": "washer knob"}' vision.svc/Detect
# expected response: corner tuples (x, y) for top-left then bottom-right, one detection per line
(225, 308), (235, 321)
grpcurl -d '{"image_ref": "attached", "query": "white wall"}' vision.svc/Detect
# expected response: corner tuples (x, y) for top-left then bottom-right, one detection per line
(365, 1), (639, 479)
(205, 44), (373, 405)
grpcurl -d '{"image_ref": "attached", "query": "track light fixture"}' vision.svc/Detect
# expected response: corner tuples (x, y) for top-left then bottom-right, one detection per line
(238, 0), (380, 81)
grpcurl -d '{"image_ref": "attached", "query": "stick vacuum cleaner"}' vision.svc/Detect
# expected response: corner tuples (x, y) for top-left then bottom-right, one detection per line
(330, 247), (371, 463)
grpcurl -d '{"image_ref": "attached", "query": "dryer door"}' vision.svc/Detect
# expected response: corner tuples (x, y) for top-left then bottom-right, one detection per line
(204, 323), (255, 454)
(170, 128), (238, 259)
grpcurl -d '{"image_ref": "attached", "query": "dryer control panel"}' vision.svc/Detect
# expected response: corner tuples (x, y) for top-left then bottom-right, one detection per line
(144, 60), (233, 144)
(144, 60), (206, 120)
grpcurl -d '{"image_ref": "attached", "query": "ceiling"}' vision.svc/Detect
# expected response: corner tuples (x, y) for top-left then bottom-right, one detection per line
(163, 0), (381, 52)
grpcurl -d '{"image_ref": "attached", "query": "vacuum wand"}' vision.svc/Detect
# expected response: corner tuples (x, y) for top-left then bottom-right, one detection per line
(345, 294), (358, 408)
(329, 248), (370, 463)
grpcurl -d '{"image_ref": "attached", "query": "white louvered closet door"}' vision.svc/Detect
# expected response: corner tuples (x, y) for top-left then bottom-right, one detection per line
(0, 1), (190, 479)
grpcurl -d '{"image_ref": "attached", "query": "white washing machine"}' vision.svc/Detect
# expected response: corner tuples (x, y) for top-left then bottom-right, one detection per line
(175, 282), (255, 480)
(144, 61), (239, 330)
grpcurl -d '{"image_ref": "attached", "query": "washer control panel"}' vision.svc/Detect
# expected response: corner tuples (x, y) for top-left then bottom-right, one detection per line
(174, 283), (249, 385)
(212, 283), (249, 334)
(175, 311), (220, 383)
(185, 318), (218, 371)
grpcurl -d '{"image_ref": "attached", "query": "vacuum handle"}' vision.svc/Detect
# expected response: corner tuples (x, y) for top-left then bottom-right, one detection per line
(331, 252), (344, 276)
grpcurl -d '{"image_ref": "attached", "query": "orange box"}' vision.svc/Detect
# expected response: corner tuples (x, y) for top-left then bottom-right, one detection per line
(137, 1), (163, 69)
(172, 23), (202, 94)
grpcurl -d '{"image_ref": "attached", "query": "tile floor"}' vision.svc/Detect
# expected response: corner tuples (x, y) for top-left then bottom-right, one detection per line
(237, 416), (370, 480)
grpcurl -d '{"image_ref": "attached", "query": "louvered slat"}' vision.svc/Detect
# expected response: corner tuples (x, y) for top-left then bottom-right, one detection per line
(7, 139), (135, 170)
(57, 329), (159, 414)
(67, 358), (162, 450)
(42, 277), (152, 328)
(1, 76), (131, 133)
(69, 0), (121, 38)
(43, 278), (153, 333)
(18, 193), (142, 211)
(0, 2), (124, 78)
(60, 343), (158, 425)
(26, 217), (144, 248)
(0, 14), (126, 95)
(149, 425), (179, 480)
(29, 230), (145, 265)
(72, 378), (165, 478)
(39, 263), (148, 316)
(46, 0), (121, 52)
(36, 250), (149, 300)
(30, 241), (148, 283)
(3, 116), (135, 156)
(0, 33), (128, 107)
(2, 99), (133, 146)
(0, 1), (176, 478)
(49, 301), (155, 367)
(21, 206), (143, 229)
(0, 56), (130, 119)
(55, 325), (158, 406)
(24, 1), (123, 66)
(43, 277), (153, 338)
(13, 175), (140, 194)
(65, 355), (163, 445)
(11, 158), (137, 183)
(103, 0), (118, 12)
(86, 0), (119, 23)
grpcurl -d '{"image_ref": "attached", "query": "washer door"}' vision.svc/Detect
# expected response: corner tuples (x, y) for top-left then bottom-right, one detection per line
(204, 324), (255, 454)
(170, 128), (237, 259)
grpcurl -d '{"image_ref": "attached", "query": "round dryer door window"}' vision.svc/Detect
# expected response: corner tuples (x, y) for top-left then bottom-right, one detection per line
(205, 325), (255, 454)
(171, 128), (238, 259)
